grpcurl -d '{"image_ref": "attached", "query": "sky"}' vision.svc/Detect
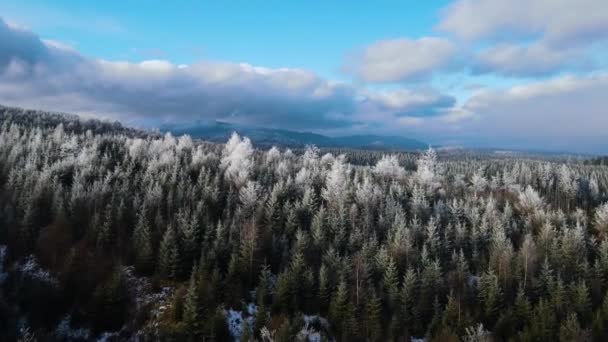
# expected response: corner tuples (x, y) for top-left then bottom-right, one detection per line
(0, 0), (607, 154)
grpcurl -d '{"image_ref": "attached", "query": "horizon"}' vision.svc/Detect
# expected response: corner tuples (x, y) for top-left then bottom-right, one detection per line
(0, 1), (607, 154)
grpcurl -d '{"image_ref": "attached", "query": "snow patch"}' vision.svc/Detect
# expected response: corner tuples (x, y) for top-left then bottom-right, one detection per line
(122, 266), (172, 316)
(247, 302), (257, 316)
(97, 331), (120, 342)
(16, 255), (58, 286)
(225, 309), (245, 339)
(55, 315), (90, 340)
(299, 315), (330, 342)
(225, 304), (257, 341)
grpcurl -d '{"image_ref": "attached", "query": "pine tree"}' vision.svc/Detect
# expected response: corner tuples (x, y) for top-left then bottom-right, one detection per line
(382, 257), (399, 312)
(559, 313), (586, 342)
(274, 271), (292, 313)
(178, 209), (201, 270)
(529, 298), (557, 341)
(318, 264), (332, 314)
(254, 304), (268, 340)
(514, 285), (531, 330)
(159, 226), (181, 280)
(365, 289), (382, 341)
(550, 276), (567, 319)
(96, 204), (114, 253)
(183, 268), (201, 337)
(240, 319), (252, 342)
(20, 202), (39, 253)
(572, 280), (591, 322)
(443, 292), (464, 335)
(240, 219), (259, 286)
(477, 268), (502, 325)
(133, 208), (154, 275)
(91, 268), (129, 333)
(329, 279), (349, 337)
(399, 268), (418, 334)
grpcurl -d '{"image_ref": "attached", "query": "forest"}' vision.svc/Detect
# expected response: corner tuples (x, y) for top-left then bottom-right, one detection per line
(1, 106), (608, 341)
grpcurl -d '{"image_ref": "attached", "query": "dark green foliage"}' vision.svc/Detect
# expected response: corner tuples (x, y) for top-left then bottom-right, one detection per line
(159, 226), (181, 280)
(90, 268), (129, 333)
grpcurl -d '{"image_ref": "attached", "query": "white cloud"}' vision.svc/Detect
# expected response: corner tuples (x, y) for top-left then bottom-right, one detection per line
(473, 42), (585, 77)
(458, 73), (608, 153)
(398, 116), (424, 126)
(0, 18), (457, 134)
(438, 0), (608, 77)
(0, 18), (359, 129)
(344, 37), (455, 83)
(348, 74), (608, 154)
(438, 0), (608, 46)
(361, 89), (455, 114)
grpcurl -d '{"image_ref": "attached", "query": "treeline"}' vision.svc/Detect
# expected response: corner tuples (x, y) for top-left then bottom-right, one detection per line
(1, 107), (608, 341)
(588, 157), (608, 166)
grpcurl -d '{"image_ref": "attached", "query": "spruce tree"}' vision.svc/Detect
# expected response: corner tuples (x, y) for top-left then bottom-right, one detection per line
(159, 226), (181, 280)
(133, 208), (154, 275)
(182, 269), (201, 336)
(365, 289), (382, 341)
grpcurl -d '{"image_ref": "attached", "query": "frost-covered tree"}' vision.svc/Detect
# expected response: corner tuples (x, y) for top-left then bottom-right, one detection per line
(221, 132), (254, 187)
(373, 155), (405, 179)
(595, 202), (608, 238)
(414, 146), (442, 191)
(518, 185), (544, 213)
(322, 155), (350, 205)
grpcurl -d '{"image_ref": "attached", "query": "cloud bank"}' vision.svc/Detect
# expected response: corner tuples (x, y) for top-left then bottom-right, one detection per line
(0, 17), (454, 132)
(1, 10), (608, 154)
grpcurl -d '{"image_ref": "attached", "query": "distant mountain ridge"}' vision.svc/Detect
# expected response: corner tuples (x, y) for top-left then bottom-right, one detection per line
(161, 121), (427, 151)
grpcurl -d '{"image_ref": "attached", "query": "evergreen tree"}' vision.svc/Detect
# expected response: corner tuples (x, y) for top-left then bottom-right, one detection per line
(159, 226), (181, 280)
(183, 268), (201, 337)
(477, 268), (502, 325)
(133, 207), (154, 274)
(382, 257), (399, 311)
(365, 289), (382, 341)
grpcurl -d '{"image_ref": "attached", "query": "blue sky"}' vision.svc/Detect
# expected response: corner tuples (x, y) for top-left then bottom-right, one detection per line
(1, 1), (446, 76)
(0, 0), (607, 154)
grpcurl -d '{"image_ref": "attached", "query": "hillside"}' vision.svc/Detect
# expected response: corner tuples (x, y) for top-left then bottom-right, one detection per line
(162, 121), (427, 151)
(1, 106), (608, 341)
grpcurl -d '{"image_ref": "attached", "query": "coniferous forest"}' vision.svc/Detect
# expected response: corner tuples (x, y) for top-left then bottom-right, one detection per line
(2, 106), (608, 342)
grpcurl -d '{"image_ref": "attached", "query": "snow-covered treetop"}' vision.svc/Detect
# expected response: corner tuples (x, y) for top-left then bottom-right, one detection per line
(221, 132), (254, 187)
(373, 155), (405, 179)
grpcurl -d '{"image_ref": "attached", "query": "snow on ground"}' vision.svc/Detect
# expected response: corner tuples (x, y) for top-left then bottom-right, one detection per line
(54, 315), (91, 340)
(299, 315), (330, 342)
(122, 266), (172, 317)
(247, 302), (257, 316)
(121, 266), (172, 337)
(297, 324), (321, 342)
(303, 315), (329, 329)
(225, 304), (257, 341)
(15, 254), (58, 286)
(224, 310), (330, 342)
(97, 331), (120, 342)
(225, 309), (245, 339)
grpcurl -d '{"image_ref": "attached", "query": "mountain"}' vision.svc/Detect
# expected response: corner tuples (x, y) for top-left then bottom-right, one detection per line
(161, 121), (427, 151)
